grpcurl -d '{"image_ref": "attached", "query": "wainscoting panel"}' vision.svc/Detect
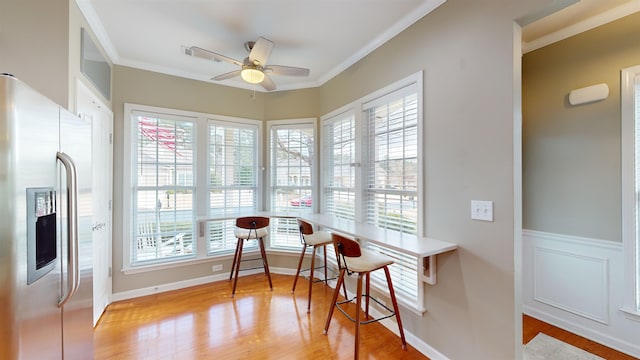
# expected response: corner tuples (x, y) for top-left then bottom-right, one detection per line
(533, 246), (608, 324)
(523, 230), (640, 358)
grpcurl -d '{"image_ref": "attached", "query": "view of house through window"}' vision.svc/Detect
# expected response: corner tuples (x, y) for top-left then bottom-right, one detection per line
(363, 85), (418, 234)
(269, 121), (316, 249)
(323, 112), (356, 221)
(207, 120), (260, 255)
(131, 111), (196, 265)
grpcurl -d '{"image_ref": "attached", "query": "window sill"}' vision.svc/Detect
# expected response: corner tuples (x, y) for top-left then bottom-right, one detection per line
(620, 307), (640, 322)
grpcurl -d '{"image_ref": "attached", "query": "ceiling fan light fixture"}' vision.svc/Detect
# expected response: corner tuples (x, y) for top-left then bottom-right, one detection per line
(241, 67), (264, 84)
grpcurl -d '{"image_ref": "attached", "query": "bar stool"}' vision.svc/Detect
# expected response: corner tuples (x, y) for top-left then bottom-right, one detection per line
(230, 216), (272, 297)
(291, 219), (345, 313)
(323, 232), (407, 359)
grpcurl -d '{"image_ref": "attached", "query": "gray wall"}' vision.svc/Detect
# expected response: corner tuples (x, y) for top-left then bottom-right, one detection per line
(321, 0), (537, 357)
(523, 11), (640, 242)
(0, 0), (112, 110)
(0, 0), (70, 107)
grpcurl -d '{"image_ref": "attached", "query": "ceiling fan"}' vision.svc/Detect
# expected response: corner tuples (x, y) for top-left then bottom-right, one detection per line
(184, 37), (310, 91)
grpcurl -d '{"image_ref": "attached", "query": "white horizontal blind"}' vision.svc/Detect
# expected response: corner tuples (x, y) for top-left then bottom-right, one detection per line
(208, 121), (259, 254)
(363, 85), (418, 234)
(270, 123), (315, 248)
(365, 243), (418, 305)
(323, 112), (356, 220)
(132, 111), (196, 264)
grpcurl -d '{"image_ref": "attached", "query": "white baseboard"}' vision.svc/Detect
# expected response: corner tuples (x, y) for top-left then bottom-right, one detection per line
(112, 267), (281, 302)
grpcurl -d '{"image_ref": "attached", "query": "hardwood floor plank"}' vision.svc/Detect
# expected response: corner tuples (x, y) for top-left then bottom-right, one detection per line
(95, 274), (427, 359)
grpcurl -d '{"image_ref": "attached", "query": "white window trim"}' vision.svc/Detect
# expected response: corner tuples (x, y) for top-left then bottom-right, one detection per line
(319, 71), (425, 314)
(621, 65), (640, 319)
(321, 109), (357, 221)
(266, 118), (317, 251)
(122, 103), (263, 273)
(320, 71), (424, 235)
(266, 118), (318, 211)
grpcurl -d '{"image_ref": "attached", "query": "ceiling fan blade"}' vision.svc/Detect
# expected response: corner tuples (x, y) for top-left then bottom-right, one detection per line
(265, 65), (310, 77)
(260, 74), (277, 91)
(212, 69), (242, 81)
(185, 46), (243, 67)
(249, 37), (274, 66)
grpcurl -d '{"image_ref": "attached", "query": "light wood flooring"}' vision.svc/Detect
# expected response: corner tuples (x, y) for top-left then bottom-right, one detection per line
(94, 273), (637, 359)
(95, 273), (425, 359)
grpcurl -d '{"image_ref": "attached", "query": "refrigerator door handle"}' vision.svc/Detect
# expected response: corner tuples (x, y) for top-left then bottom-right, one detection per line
(57, 151), (80, 307)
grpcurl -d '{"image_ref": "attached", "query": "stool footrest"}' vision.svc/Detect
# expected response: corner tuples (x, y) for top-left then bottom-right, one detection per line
(300, 265), (339, 284)
(336, 295), (396, 325)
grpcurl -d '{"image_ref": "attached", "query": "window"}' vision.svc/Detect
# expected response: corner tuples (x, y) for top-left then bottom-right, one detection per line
(363, 85), (419, 234)
(269, 119), (316, 249)
(322, 112), (356, 221)
(207, 120), (260, 255)
(321, 72), (424, 310)
(322, 75), (422, 232)
(123, 104), (262, 271)
(622, 65), (640, 317)
(129, 110), (196, 265)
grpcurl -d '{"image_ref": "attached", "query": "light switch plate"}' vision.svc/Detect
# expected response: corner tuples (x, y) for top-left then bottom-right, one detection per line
(471, 200), (493, 221)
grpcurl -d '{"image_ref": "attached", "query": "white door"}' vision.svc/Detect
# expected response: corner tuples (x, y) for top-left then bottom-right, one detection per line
(76, 80), (113, 326)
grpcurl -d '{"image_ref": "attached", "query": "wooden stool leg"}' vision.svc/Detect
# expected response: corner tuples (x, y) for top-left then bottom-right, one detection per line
(365, 272), (371, 319)
(355, 273), (363, 360)
(384, 266), (407, 350)
(231, 239), (244, 297)
(229, 238), (241, 281)
(291, 244), (307, 293)
(323, 245), (328, 284)
(323, 268), (345, 334)
(307, 245), (317, 313)
(258, 237), (273, 290)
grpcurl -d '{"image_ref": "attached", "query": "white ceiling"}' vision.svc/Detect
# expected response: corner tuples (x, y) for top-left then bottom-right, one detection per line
(76, 0), (640, 92)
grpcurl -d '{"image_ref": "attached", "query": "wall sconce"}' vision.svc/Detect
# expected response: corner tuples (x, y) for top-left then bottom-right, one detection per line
(568, 83), (609, 106)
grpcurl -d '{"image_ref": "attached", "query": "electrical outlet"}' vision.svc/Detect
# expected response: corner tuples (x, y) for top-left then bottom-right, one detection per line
(212, 264), (223, 272)
(471, 200), (493, 222)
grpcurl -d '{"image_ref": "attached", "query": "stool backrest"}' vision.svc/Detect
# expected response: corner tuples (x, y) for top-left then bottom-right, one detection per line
(297, 219), (314, 235)
(236, 216), (270, 230)
(332, 233), (361, 272)
(332, 233), (361, 257)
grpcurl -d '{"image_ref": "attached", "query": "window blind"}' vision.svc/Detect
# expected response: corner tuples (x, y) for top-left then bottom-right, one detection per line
(366, 242), (419, 305)
(363, 85), (418, 234)
(132, 111), (196, 264)
(208, 120), (259, 254)
(323, 112), (356, 221)
(270, 123), (315, 248)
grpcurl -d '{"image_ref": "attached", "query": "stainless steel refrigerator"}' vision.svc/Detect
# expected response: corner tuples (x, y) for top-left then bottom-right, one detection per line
(0, 74), (94, 359)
